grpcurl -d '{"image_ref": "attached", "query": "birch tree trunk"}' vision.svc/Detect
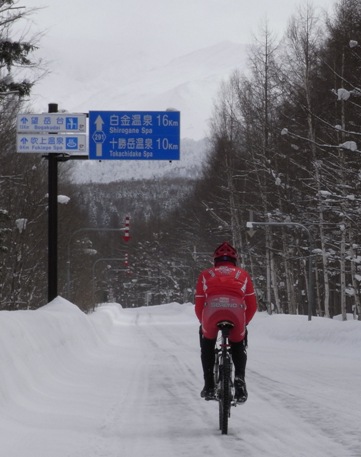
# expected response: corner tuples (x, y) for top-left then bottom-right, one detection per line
(282, 233), (295, 314)
(348, 230), (361, 320)
(339, 225), (347, 320)
(265, 227), (273, 314)
(270, 248), (281, 313)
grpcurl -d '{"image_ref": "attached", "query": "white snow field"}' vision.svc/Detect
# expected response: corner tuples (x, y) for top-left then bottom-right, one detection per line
(0, 297), (360, 457)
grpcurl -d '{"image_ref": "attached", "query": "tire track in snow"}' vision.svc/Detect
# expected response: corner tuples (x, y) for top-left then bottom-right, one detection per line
(243, 367), (359, 457)
(81, 310), (256, 456)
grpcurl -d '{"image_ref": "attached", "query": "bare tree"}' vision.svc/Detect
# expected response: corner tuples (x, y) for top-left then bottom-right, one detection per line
(0, 1), (47, 309)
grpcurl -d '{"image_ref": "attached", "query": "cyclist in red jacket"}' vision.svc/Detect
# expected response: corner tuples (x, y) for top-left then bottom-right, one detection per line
(195, 242), (257, 402)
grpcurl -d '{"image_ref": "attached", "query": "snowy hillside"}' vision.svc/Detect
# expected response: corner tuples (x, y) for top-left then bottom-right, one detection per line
(1, 297), (360, 456)
(69, 137), (209, 183)
(32, 41), (248, 142)
(75, 176), (196, 227)
(31, 41), (248, 183)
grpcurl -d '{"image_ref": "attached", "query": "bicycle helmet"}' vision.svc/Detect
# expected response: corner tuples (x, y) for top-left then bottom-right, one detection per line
(213, 241), (238, 264)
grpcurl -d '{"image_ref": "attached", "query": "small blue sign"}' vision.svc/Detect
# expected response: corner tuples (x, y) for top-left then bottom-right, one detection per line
(65, 137), (79, 149)
(16, 134), (86, 153)
(65, 117), (79, 130)
(88, 111), (180, 160)
(17, 113), (87, 133)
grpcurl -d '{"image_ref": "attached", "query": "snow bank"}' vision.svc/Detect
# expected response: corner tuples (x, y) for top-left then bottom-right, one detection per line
(92, 302), (361, 353)
(0, 298), (360, 411)
(0, 297), (107, 406)
(90, 302), (124, 330)
(92, 301), (195, 327)
(251, 311), (361, 355)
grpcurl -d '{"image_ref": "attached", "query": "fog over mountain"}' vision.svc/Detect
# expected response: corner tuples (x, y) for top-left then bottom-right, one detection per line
(54, 41), (249, 183)
(34, 41), (248, 138)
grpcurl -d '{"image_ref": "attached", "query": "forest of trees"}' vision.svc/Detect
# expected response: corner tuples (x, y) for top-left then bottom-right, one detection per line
(1, 0), (361, 321)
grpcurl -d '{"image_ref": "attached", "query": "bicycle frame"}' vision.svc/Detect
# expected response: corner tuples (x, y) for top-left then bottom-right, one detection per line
(214, 321), (236, 435)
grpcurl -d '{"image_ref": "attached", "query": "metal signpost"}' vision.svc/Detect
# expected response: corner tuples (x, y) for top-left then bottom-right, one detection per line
(16, 106), (88, 301)
(88, 110), (180, 160)
(16, 107), (182, 303)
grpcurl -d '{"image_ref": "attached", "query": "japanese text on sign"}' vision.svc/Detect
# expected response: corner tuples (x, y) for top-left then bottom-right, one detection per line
(17, 113), (87, 133)
(89, 111), (180, 160)
(17, 134), (86, 153)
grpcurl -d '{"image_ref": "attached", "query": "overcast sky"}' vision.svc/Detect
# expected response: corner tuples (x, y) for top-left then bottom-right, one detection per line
(25, 0), (333, 57)
(21, 0), (335, 114)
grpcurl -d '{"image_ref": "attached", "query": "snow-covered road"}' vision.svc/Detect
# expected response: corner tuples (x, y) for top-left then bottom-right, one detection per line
(0, 298), (360, 456)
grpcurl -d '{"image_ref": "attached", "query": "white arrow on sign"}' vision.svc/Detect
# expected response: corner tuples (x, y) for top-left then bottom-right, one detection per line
(247, 210), (256, 237)
(92, 115), (106, 157)
(95, 115), (104, 131)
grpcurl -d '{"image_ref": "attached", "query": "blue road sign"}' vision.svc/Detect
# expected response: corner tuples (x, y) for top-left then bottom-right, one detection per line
(88, 111), (180, 160)
(17, 113), (87, 133)
(17, 133), (87, 153)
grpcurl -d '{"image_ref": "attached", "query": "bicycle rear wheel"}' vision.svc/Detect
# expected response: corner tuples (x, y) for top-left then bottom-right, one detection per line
(219, 353), (231, 434)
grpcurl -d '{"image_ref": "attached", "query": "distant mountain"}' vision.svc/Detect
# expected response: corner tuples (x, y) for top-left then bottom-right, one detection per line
(32, 41), (248, 182)
(33, 41), (248, 139)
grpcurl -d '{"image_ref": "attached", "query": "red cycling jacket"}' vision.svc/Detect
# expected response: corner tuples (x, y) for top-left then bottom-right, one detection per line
(195, 261), (257, 342)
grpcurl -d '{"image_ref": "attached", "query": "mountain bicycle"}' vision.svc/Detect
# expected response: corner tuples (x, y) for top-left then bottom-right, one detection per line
(213, 321), (237, 435)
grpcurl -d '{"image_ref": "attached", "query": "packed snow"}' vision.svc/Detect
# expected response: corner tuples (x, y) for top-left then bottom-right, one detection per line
(0, 297), (360, 456)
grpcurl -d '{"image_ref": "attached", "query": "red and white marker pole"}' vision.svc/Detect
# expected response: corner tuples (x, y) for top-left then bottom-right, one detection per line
(122, 215), (131, 242)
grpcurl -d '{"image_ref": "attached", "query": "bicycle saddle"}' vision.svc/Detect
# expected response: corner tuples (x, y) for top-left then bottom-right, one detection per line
(217, 321), (234, 329)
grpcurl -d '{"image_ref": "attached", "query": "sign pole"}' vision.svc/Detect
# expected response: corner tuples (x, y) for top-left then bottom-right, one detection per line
(16, 106), (89, 303)
(48, 103), (58, 302)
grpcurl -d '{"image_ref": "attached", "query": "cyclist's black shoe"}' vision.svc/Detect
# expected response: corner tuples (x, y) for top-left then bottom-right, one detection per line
(201, 385), (216, 400)
(201, 372), (215, 400)
(234, 377), (248, 403)
(201, 376), (216, 400)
